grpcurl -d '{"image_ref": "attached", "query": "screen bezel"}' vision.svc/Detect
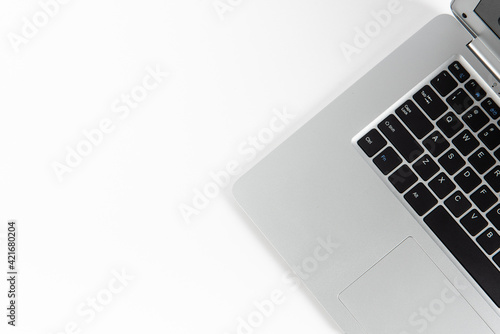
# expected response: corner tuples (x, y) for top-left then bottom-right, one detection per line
(452, 0), (500, 41)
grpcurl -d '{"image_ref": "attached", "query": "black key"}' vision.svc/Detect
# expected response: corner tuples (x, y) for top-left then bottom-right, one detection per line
(378, 115), (423, 163)
(477, 228), (500, 255)
(471, 185), (498, 212)
(482, 98), (500, 120)
(358, 129), (387, 157)
(460, 209), (488, 236)
(462, 107), (489, 132)
(413, 85), (447, 120)
(437, 112), (464, 138)
(431, 70), (458, 96)
(429, 172), (456, 199)
(465, 79), (486, 101)
(423, 131), (449, 157)
(373, 147), (402, 175)
(486, 204), (500, 230)
(452, 130), (479, 156)
(495, 148), (500, 161)
(424, 206), (500, 308)
(404, 183), (437, 216)
(494, 253), (500, 267)
(448, 61), (470, 83)
(445, 191), (471, 217)
(479, 124), (500, 150)
(454, 167), (481, 193)
(469, 148), (495, 174)
(389, 165), (418, 193)
(412, 155), (439, 181)
(438, 149), (465, 175)
(395, 100), (433, 139)
(447, 88), (474, 114)
(485, 166), (500, 192)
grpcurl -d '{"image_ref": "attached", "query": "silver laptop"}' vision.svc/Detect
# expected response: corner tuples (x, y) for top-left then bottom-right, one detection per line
(232, 1), (500, 333)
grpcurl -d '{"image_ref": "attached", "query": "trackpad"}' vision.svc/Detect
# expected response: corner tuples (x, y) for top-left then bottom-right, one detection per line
(339, 238), (493, 334)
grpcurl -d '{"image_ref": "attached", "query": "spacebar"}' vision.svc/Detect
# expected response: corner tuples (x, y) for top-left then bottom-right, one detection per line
(424, 206), (500, 308)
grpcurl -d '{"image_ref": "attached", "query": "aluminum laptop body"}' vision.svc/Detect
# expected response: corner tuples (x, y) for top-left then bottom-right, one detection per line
(233, 1), (500, 333)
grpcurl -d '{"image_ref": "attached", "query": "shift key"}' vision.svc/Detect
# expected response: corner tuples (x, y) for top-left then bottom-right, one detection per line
(378, 114), (424, 162)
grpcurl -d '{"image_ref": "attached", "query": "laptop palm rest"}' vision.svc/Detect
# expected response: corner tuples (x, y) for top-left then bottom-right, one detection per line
(339, 238), (493, 334)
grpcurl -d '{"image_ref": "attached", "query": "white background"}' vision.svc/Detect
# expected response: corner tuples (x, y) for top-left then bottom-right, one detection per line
(0, 0), (453, 333)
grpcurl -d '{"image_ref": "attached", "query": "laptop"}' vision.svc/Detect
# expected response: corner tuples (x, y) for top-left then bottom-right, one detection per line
(232, 1), (500, 333)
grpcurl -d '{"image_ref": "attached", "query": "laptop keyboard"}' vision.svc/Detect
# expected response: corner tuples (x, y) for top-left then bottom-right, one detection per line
(354, 56), (500, 308)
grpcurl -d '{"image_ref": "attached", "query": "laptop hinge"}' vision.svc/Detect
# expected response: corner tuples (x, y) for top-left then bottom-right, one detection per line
(467, 37), (500, 86)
